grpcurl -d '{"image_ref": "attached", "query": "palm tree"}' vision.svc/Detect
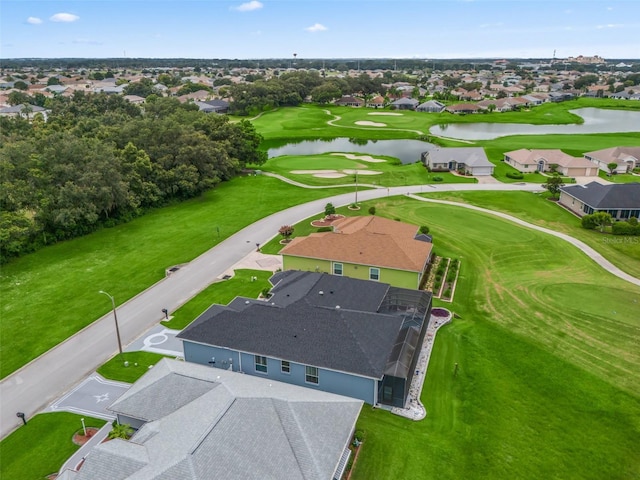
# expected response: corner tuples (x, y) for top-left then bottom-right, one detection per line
(108, 422), (133, 440)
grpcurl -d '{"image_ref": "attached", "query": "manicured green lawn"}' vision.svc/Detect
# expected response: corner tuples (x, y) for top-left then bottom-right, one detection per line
(342, 197), (640, 479)
(160, 269), (273, 330)
(0, 176), (348, 379)
(352, 320), (640, 480)
(598, 170), (640, 183)
(254, 98), (640, 144)
(261, 153), (476, 187)
(0, 412), (106, 480)
(416, 190), (640, 279)
(97, 351), (170, 383)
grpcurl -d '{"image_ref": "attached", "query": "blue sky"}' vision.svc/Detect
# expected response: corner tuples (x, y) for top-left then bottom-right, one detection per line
(2, 0), (639, 59)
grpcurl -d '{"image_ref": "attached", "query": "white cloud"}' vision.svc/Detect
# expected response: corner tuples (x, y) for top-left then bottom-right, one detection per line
(232, 1), (263, 12)
(50, 13), (80, 22)
(607, 7), (613, 10)
(480, 22), (503, 29)
(305, 23), (327, 33)
(596, 23), (623, 29)
(27, 17), (43, 25)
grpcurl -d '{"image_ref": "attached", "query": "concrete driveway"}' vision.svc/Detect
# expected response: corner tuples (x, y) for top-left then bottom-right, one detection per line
(46, 374), (130, 420)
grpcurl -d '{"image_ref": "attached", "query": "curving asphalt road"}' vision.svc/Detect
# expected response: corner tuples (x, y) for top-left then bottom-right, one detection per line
(1, 180), (638, 439)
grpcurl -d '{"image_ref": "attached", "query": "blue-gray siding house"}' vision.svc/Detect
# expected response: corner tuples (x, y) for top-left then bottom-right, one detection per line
(177, 271), (432, 408)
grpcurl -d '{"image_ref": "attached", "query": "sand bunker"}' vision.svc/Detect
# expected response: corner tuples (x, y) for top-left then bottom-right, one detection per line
(355, 121), (387, 127)
(290, 169), (337, 174)
(342, 169), (383, 175)
(331, 153), (386, 163)
(314, 173), (347, 178)
(368, 112), (403, 116)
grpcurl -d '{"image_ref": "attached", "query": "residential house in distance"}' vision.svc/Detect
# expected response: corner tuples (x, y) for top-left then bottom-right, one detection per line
(503, 149), (598, 177)
(445, 103), (482, 114)
(280, 216), (433, 290)
(368, 95), (386, 108)
(334, 95), (363, 107)
(123, 94), (145, 104)
(0, 103), (49, 120)
(417, 100), (445, 112)
(423, 147), (495, 176)
(390, 97), (419, 110)
(177, 270), (433, 409)
(58, 358), (362, 480)
(559, 182), (640, 220)
(583, 146), (640, 174)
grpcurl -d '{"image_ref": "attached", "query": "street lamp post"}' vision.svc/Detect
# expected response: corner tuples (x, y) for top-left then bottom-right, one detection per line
(99, 290), (123, 355)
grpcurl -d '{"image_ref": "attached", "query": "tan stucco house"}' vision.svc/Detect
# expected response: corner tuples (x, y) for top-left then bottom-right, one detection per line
(504, 149), (597, 176)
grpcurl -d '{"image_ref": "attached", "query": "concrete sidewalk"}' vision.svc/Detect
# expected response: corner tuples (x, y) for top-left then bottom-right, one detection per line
(220, 251), (283, 278)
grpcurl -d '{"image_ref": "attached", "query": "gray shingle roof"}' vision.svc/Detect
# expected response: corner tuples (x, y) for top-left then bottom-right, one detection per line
(178, 272), (422, 379)
(561, 182), (640, 209)
(73, 359), (361, 480)
(426, 147), (494, 167)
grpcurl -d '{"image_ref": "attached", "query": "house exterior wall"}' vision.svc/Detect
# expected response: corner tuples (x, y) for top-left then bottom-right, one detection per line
(182, 341), (377, 404)
(282, 254), (421, 289)
(116, 414), (146, 431)
(584, 155), (628, 174)
(282, 255), (331, 274)
(559, 191), (588, 216)
(504, 155), (536, 173)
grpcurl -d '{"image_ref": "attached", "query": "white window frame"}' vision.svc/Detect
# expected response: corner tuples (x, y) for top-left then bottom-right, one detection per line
(255, 355), (267, 374)
(333, 262), (343, 276)
(281, 360), (290, 374)
(305, 365), (319, 384)
(369, 267), (380, 281)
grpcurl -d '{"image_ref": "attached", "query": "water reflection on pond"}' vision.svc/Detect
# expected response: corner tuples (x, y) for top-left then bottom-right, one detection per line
(268, 138), (434, 164)
(429, 108), (640, 140)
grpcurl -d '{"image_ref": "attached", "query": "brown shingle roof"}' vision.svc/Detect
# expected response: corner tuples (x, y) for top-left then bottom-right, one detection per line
(280, 216), (432, 273)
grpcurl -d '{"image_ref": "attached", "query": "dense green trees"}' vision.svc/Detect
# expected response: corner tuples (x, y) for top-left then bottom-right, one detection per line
(0, 91), (266, 262)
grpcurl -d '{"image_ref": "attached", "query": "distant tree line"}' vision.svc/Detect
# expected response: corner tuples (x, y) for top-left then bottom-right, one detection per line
(0, 92), (266, 262)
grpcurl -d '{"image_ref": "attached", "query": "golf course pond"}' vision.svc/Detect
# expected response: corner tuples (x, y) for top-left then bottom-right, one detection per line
(429, 107), (640, 140)
(268, 138), (434, 164)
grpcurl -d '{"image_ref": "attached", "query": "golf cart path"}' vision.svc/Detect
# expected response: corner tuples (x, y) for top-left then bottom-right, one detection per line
(2, 181), (638, 439)
(406, 193), (640, 288)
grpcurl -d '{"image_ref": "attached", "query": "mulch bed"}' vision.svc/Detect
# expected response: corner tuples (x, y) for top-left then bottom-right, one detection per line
(72, 427), (99, 446)
(310, 214), (345, 227)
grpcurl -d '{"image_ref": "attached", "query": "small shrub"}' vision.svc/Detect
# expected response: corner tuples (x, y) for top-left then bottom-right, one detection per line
(368, 206), (376, 215)
(261, 287), (271, 298)
(317, 226), (332, 232)
(581, 214), (597, 230)
(629, 217), (638, 226)
(612, 221), (640, 235)
(419, 225), (430, 234)
(324, 202), (336, 216)
(506, 172), (524, 179)
(433, 175), (444, 182)
(443, 288), (452, 298)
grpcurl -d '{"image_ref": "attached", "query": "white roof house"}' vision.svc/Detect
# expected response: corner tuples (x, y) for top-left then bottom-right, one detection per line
(59, 359), (362, 480)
